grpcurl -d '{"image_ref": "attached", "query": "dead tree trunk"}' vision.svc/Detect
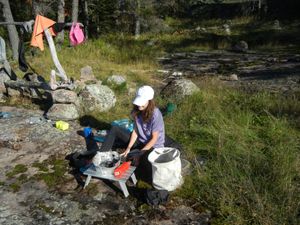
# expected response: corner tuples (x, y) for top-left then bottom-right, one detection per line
(83, 0), (89, 39)
(32, 0), (43, 16)
(56, 0), (65, 46)
(134, 0), (141, 39)
(72, 0), (79, 23)
(0, 0), (19, 60)
(44, 28), (67, 81)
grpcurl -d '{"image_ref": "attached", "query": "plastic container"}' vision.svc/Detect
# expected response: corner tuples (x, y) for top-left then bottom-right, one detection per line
(114, 161), (131, 178)
(56, 121), (69, 131)
(83, 127), (92, 138)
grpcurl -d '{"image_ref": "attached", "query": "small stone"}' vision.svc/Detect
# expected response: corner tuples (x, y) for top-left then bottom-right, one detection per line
(157, 70), (169, 74)
(181, 159), (192, 176)
(232, 41), (248, 53)
(146, 40), (155, 46)
(172, 71), (183, 77)
(229, 74), (238, 81)
(273, 19), (282, 30)
(223, 24), (231, 35)
(106, 75), (126, 86)
(12, 143), (22, 151)
(0, 93), (6, 103)
(80, 66), (96, 81)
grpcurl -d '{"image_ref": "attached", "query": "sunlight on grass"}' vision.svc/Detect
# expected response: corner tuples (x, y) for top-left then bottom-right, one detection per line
(171, 83), (300, 225)
(26, 36), (160, 83)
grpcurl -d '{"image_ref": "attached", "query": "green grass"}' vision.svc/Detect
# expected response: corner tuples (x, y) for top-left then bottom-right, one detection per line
(86, 75), (300, 224)
(32, 161), (50, 172)
(6, 164), (28, 178)
(36, 203), (55, 214)
(22, 35), (159, 83)
(102, 79), (128, 95)
(34, 156), (69, 189)
(5, 165), (30, 192)
(170, 85), (300, 225)
(9, 183), (21, 192)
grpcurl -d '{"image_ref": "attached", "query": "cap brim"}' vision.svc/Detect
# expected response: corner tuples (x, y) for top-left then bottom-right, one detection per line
(133, 96), (147, 106)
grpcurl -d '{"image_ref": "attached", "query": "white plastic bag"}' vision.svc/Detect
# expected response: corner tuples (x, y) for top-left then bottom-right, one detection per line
(92, 151), (120, 167)
(148, 147), (183, 191)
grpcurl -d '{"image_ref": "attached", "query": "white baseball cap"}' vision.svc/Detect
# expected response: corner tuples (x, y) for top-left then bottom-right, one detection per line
(133, 85), (154, 106)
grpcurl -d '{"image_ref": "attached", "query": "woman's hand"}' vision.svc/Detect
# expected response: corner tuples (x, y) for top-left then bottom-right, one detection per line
(120, 147), (130, 157)
(121, 130), (137, 158)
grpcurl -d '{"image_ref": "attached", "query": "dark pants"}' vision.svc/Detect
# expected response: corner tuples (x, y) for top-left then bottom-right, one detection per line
(99, 126), (143, 152)
(99, 125), (182, 152)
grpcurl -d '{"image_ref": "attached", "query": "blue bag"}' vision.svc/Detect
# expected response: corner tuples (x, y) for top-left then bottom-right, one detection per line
(111, 119), (134, 133)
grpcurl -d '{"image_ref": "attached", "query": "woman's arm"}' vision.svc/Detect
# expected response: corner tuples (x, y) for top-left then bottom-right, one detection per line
(141, 131), (159, 151)
(132, 131), (158, 166)
(121, 129), (138, 156)
(141, 108), (163, 152)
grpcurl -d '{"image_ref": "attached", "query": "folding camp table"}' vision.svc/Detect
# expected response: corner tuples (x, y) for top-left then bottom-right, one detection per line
(82, 165), (137, 197)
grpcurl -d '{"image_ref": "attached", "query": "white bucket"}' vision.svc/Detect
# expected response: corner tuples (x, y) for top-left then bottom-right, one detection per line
(148, 147), (183, 191)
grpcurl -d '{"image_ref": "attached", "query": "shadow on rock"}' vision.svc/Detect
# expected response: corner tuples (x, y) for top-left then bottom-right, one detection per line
(128, 186), (169, 207)
(65, 151), (96, 189)
(76, 130), (100, 152)
(79, 115), (111, 129)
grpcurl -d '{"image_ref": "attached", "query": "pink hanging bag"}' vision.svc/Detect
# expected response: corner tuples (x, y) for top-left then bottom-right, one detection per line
(69, 23), (85, 46)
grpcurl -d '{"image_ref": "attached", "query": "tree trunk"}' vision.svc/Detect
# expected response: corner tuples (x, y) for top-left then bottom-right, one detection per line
(56, 0), (65, 46)
(32, 0), (43, 16)
(72, 0), (79, 23)
(83, 0), (89, 39)
(134, 0), (141, 39)
(0, 0), (19, 60)
(119, 0), (125, 11)
(135, 19), (140, 39)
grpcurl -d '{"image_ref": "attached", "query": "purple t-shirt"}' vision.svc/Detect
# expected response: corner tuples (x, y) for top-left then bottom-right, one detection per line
(134, 107), (165, 148)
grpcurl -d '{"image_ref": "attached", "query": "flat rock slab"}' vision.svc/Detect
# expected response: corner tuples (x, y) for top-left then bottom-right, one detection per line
(0, 106), (125, 225)
(159, 51), (300, 94)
